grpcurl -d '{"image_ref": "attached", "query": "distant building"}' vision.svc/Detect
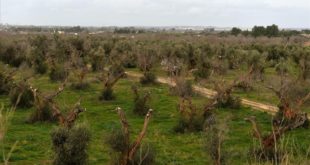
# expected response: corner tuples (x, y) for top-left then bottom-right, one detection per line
(57, 31), (65, 34)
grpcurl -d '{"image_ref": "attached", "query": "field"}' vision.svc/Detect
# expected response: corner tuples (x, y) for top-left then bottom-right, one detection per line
(0, 32), (310, 164)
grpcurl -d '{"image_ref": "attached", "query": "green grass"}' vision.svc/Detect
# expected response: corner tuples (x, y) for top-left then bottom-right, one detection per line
(1, 74), (309, 164)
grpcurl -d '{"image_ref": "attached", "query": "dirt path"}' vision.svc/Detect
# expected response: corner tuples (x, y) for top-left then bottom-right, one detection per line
(125, 71), (308, 119)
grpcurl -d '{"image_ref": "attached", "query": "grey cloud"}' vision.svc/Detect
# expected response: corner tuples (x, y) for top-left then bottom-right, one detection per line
(1, 0), (309, 28)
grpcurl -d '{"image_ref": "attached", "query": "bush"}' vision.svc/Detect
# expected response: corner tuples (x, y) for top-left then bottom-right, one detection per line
(174, 99), (207, 133)
(0, 72), (13, 95)
(140, 72), (156, 85)
(34, 61), (48, 74)
(174, 115), (206, 133)
(131, 144), (156, 165)
(216, 95), (241, 109)
(9, 83), (34, 108)
(193, 62), (212, 81)
(105, 129), (127, 152)
(106, 129), (156, 165)
(51, 124), (91, 165)
(99, 86), (115, 100)
(49, 64), (69, 82)
(204, 121), (228, 165)
(235, 81), (253, 92)
(170, 79), (193, 98)
(132, 86), (151, 116)
(0, 44), (25, 68)
(28, 103), (55, 123)
(71, 82), (90, 90)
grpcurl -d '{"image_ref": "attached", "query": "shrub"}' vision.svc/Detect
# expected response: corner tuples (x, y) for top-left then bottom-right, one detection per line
(71, 82), (90, 90)
(204, 119), (228, 165)
(216, 95), (241, 109)
(105, 129), (127, 152)
(174, 115), (205, 133)
(106, 108), (154, 165)
(170, 79), (193, 98)
(140, 72), (156, 85)
(174, 98), (207, 133)
(131, 144), (156, 165)
(51, 124), (91, 165)
(100, 86), (115, 101)
(106, 129), (156, 165)
(49, 64), (69, 82)
(28, 103), (55, 123)
(9, 82), (34, 108)
(132, 86), (151, 116)
(0, 44), (25, 67)
(0, 72), (13, 95)
(193, 61), (212, 81)
(235, 81), (254, 92)
(34, 61), (48, 74)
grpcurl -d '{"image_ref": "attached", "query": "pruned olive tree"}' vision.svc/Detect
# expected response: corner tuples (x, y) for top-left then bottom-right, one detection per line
(99, 65), (125, 100)
(137, 44), (157, 85)
(106, 107), (154, 165)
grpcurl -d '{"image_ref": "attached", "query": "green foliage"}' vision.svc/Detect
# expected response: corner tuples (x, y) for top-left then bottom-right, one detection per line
(193, 60), (212, 80)
(9, 82), (34, 108)
(28, 103), (55, 123)
(266, 24), (279, 37)
(71, 82), (90, 90)
(132, 86), (151, 116)
(106, 127), (156, 165)
(292, 47), (310, 80)
(0, 72), (13, 95)
(251, 24), (280, 37)
(100, 86), (115, 101)
(217, 95), (241, 109)
(49, 64), (69, 82)
(29, 35), (49, 74)
(105, 129), (127, 152)
(170, 79), (193, 98)
(90, 46), (105, 72)
(266, 46), (288, 62)
(51, 124), (91, 165)
(252, 26), (266, 37)
(231, 27), (242, 36)
(174, 115), (206, 133)
(204, 119), (228, 165)
(247, 50), (265, 80)
(131, 144), (156, 165)
(0, 43), (26, 68)
(140, 71), (157, 85)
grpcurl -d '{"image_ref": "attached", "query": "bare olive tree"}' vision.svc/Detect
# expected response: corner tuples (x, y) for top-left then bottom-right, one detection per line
(106, 107), (154, 165)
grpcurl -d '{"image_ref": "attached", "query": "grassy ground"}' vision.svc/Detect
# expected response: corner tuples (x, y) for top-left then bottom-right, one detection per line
(128, 65), (310, 113)
(1, 74), (309, 164)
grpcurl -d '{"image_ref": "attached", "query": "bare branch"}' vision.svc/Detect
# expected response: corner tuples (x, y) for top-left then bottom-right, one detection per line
(244, 116), (263, 147)
(128, 109), (153, 161)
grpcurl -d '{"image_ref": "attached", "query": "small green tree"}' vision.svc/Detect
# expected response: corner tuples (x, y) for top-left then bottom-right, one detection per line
(252, 26), (266, 37)
(50, 100), (89, 165)
(266, 24), (279, 37)
(231, 27), (242, 36)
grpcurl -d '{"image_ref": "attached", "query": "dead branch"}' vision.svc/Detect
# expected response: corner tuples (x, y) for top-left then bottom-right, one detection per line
(245, 116), (290, 151)
(244, 116), (263, 147)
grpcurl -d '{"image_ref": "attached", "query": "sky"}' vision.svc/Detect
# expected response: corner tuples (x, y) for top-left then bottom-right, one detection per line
(1, 0), (310, 28)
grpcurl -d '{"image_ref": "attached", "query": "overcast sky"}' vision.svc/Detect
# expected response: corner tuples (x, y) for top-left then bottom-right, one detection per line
(2, 0), (310, 28)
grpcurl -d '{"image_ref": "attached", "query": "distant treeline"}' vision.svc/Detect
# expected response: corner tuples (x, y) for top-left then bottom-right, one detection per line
(230, 24), (310, 37)
(3, 24), (310, 37)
